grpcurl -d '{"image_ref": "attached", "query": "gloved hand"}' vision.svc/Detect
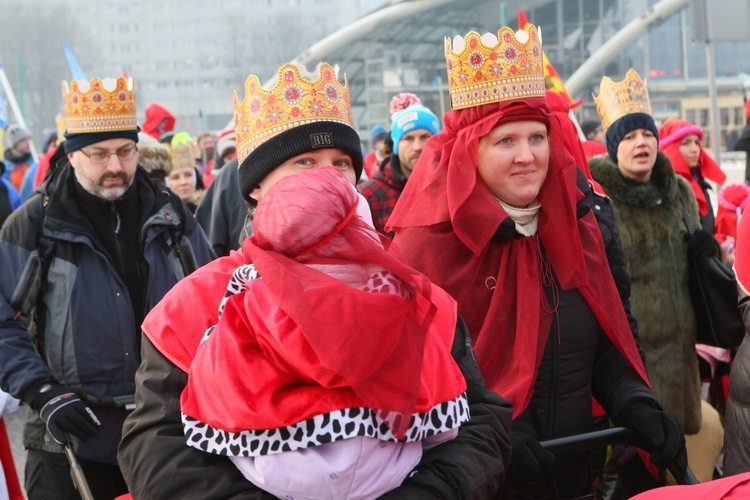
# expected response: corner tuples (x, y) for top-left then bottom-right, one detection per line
(687, 228), (720, 258)
(612, 444), (638, 466)
(506, 431), (555, 483)
(622, 402), (687, 470)
(32, 384), (101, 445)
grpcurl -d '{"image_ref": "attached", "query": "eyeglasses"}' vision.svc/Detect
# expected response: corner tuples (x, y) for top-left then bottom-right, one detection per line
(79, 145), (138, 164)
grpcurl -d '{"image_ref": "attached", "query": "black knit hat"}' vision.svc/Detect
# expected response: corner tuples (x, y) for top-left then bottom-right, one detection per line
(605, 112), (659, 162)
(64, 128), (141, 154)
(238, 121), (363, 203)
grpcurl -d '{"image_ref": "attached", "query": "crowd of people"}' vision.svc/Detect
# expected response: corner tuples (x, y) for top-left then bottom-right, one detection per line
(1, 19), (750, 500)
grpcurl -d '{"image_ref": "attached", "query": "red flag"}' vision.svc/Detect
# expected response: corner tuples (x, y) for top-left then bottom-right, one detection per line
(518, 11), (577, 107)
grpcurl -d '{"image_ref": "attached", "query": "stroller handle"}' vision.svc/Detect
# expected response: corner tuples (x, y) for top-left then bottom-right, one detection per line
(539, 427), (699, 486)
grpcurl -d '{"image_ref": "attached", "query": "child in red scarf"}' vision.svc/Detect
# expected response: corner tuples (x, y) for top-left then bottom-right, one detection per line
(181, 167), (468, 499)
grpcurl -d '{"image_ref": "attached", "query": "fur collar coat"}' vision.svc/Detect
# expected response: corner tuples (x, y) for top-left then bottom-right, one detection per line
(590, 152), (702, 434)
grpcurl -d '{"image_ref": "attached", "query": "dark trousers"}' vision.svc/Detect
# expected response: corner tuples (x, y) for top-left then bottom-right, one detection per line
(25, 448), (129, 500)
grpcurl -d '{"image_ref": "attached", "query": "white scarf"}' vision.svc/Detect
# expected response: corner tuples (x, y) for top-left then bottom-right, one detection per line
(497, 199), (541, 236)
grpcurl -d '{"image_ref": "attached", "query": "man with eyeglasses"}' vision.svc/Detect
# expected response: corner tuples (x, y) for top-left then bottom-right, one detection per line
(0, 77), (215, 500)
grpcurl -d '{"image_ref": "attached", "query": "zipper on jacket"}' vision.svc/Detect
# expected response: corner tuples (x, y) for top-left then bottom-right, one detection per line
(112, 204), (121, 234)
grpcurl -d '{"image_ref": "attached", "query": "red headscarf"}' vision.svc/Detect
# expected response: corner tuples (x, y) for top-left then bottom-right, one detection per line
(544, 90), (606, 195)
(386, 97), (648, 418)
(180, 168), (466, 438)
(659, 118), (726, 217)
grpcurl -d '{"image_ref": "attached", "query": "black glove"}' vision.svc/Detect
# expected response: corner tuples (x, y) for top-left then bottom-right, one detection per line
(506, 432), (555, 484)
(687, 229), (720, 258)
(30, 384), (101, 445)
(622, 402), (687, 470)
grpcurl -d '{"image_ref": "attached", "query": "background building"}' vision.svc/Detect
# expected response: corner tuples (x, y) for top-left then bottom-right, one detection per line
(1, 0), (750, 152)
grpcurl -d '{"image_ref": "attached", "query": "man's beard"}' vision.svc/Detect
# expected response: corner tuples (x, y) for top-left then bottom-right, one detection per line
(74, 168), (135, 201)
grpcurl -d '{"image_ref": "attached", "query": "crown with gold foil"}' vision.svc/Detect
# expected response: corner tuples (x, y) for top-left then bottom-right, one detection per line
(62, 77), (137, 134)
(55, 114), (66, 145)
(233, 62), (354, 167)
(170, 132), (200, 171)
(593, 68), (652, 132)
(444, 25), (546, 110)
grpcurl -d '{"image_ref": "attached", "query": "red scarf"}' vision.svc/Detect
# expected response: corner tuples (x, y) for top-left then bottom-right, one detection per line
(158, 168), (466, 439)
(386, 97), (649, 418)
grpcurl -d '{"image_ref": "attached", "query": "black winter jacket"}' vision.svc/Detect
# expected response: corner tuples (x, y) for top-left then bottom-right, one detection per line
(195, 158), (248, 257)
(502, 170), (657, 499)
(0, 163), (215, 463)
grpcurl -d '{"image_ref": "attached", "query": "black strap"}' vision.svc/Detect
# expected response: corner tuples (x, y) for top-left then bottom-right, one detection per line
(677, 192), (695, 236)
(163, 191), (198, 276)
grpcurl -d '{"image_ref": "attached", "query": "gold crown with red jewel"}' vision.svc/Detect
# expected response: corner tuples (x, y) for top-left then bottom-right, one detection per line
(445, 24), (546, 110)
(233, 62), (354, 166)
(61, 77), (138, 134)
(593, 68), (652, 132)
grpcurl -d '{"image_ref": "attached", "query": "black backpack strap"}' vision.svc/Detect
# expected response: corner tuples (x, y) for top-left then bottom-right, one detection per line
(162, 190), (198, 277)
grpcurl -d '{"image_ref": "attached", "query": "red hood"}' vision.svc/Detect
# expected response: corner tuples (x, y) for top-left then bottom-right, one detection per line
(142, 104), (176, 139)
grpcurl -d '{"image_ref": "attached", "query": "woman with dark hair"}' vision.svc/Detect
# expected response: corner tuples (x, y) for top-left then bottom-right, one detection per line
(659, 117), (726, 234)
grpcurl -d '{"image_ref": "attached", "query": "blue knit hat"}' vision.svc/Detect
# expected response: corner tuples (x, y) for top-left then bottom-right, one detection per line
(370, 124), (387, 144)
(391, 105), (440, 154)
(605, 112), (659, 162)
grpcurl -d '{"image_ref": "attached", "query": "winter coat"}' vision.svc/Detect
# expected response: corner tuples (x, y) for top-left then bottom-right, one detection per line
(0, 176), (21, 228)
(693, 172), (716, 235)
(118, 250), (514, 500)
(195, 158), (247, 257)
(359, 156), (407, 237)
(590, 152), (703, 434)
(2, 150), (37, 194)
(500, 170), (656, 498)
(0, 163), (215, 464)
(723, 287), (750, 475)
(733, 123), (750, 184)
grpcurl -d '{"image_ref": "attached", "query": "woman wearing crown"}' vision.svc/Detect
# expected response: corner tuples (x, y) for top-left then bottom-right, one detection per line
(386, 26), (686, 498)
(589, 69), (717, 486)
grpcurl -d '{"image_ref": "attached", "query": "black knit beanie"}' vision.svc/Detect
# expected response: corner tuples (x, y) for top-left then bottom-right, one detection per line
(605, 113), (659, 162)
(64, 128), (141, 154)
(238, 121), (363, 203)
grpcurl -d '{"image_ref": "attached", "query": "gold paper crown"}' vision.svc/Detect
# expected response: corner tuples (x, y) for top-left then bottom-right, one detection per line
(62, 77), (137, 134)
(233, 62), (354, 166)
(55, 114), (66, 145)
(170, 132), (200, 171)
(593, 68), (652, 132)
(445, 25), (546, 110)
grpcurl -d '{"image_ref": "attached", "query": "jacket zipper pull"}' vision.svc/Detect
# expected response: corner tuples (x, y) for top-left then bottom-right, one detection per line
(112, 205), (121, 235)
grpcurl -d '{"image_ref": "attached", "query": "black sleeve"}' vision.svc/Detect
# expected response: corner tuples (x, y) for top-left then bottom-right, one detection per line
(592, 332), (660, 423)
(195, 161), (246, 258)
(592, 192), (646, 365)
(117, 336), (274, 500)
(380, 316), (514, 499)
